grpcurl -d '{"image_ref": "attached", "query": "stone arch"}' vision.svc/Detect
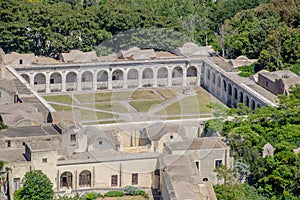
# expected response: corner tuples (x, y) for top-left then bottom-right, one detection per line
(157, 67), (168, 78)
(50, 72), (62, 84)
(112, 69), (123, 80)
(21, 74), (30, 83)
(79, 170), (91, 188)
(112, 69), (123, 88)
(172, 66), (183, 86)
(142, 68), (154, 87)
(212, 73), (216, 84)
(60, 171), (73, 189)
(187, 66), (197, 77)
(142, 68), (154, 79)
(172, 66), (183, 78)
(97, 70), (108, 89)
(127, 68), (139, 88)
(50, 72), (62, 92)
(233, 87), (238, 100)
(157, 67), (168, 86)
(34, 73), (46, 85)
(257, 103), (261, 108)
(97, 70), (108, 82)
(66, 72), (77, 91)
(228, 83), (232, 96)
(81, 71), (93, 90)
(127, 68), (138, 80)
(217, 76), (221, 87)
(206, 69), (210, 80)
(66, 72), (77, 83)
(81, 71), (93, 82)
(239, 91), (244, 103)
(251, 99), (256, 110)
(245, 95), (250, 107)
(223, 80), (227, 92)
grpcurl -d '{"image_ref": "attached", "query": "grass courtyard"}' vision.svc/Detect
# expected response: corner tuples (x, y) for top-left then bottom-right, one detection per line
(43, 86), (217, 124)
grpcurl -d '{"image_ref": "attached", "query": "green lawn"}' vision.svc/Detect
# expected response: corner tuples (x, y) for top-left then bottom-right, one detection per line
(158, 89), (212, 115)
(156, 88), (177, 99)
(94, 102), (128, 113)
(50, 104), (73, 111)
(130, 100), (163, 112)
(131, 90), (160, 100)
(75, 109), (114, 120)
(43, 95), (73, 104)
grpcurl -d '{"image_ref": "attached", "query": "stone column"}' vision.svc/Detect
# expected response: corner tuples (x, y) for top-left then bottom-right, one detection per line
(196, 65), (201, 85)
(167, 67), (172, 87)
(153, 67), (158, 87)
(182, 66), (187, 86)
(77, 70), (82, 91)
(93, 70), (97, 91)
(123, 68), (128, 89)
(108, 69), (112, 90)
(61, 71), (66, 92)
(45, 72), (50, 93)
(138, 68), (143, 88)
(29, 73), (35, 87)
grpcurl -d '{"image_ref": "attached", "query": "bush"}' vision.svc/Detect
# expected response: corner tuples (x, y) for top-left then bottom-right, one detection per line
(104, 190), (124, 197)
(85, 192), (103, 200)
(124, 186), (148, 198)
(13, 188), (23, 200)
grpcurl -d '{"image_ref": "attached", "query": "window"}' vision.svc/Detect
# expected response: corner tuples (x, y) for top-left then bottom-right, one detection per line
(60, 172), (72, 189)
(266, 81), (269, 87)
(99, 140), (102, 145)
(14, 178), (20, 190)
(22, 142), (25, 146)
(19, 59), (23, 65)
(6, 140), (11, 147)
(207, 69), (210, 80)
(170, 135), (173, 140)
(70, 134), (76, 146)
(132, 173), (138, 185)
(195, 161), (200, 170)
(203, 178), (208, 182)
(111, 175), (118, 186)
(42, 158), (47, 163)
(79, 170), (91, 188)
(215, 160), (222, 168)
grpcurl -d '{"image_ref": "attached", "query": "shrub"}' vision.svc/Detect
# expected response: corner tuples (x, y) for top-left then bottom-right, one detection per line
(104, 190), (124, 197)
(124, 186), (148, 198)
(124, 185), (139, 195)
(13, 188), (23, 200)
(85, 192), (103, 200)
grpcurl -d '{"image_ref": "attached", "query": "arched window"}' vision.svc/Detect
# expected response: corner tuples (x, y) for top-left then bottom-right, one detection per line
(79, 170), (91, 188)
(60, 172), (72, 189)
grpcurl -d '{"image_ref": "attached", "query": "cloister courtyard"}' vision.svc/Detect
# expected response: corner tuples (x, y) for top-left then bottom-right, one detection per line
(43, 85), (215, 125)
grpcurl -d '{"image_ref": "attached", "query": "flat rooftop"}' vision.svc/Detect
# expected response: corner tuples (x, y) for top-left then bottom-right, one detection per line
(165, 138), (227, 151)
(0, 125), (60, 138)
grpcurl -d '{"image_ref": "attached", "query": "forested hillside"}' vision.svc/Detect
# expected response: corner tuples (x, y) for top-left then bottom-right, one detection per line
(1, 0), (298, 73)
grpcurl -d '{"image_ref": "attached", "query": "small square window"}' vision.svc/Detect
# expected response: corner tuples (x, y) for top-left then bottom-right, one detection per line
(215, 160), (222, 168)
(42, 158), (47, 163)
(99, 140), (102, 145)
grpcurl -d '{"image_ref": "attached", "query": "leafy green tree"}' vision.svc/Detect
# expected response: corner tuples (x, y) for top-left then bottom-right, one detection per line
(20, 170), (54, 200)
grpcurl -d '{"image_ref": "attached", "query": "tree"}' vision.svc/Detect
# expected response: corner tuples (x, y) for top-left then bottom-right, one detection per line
(20, 170), (53, 200)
